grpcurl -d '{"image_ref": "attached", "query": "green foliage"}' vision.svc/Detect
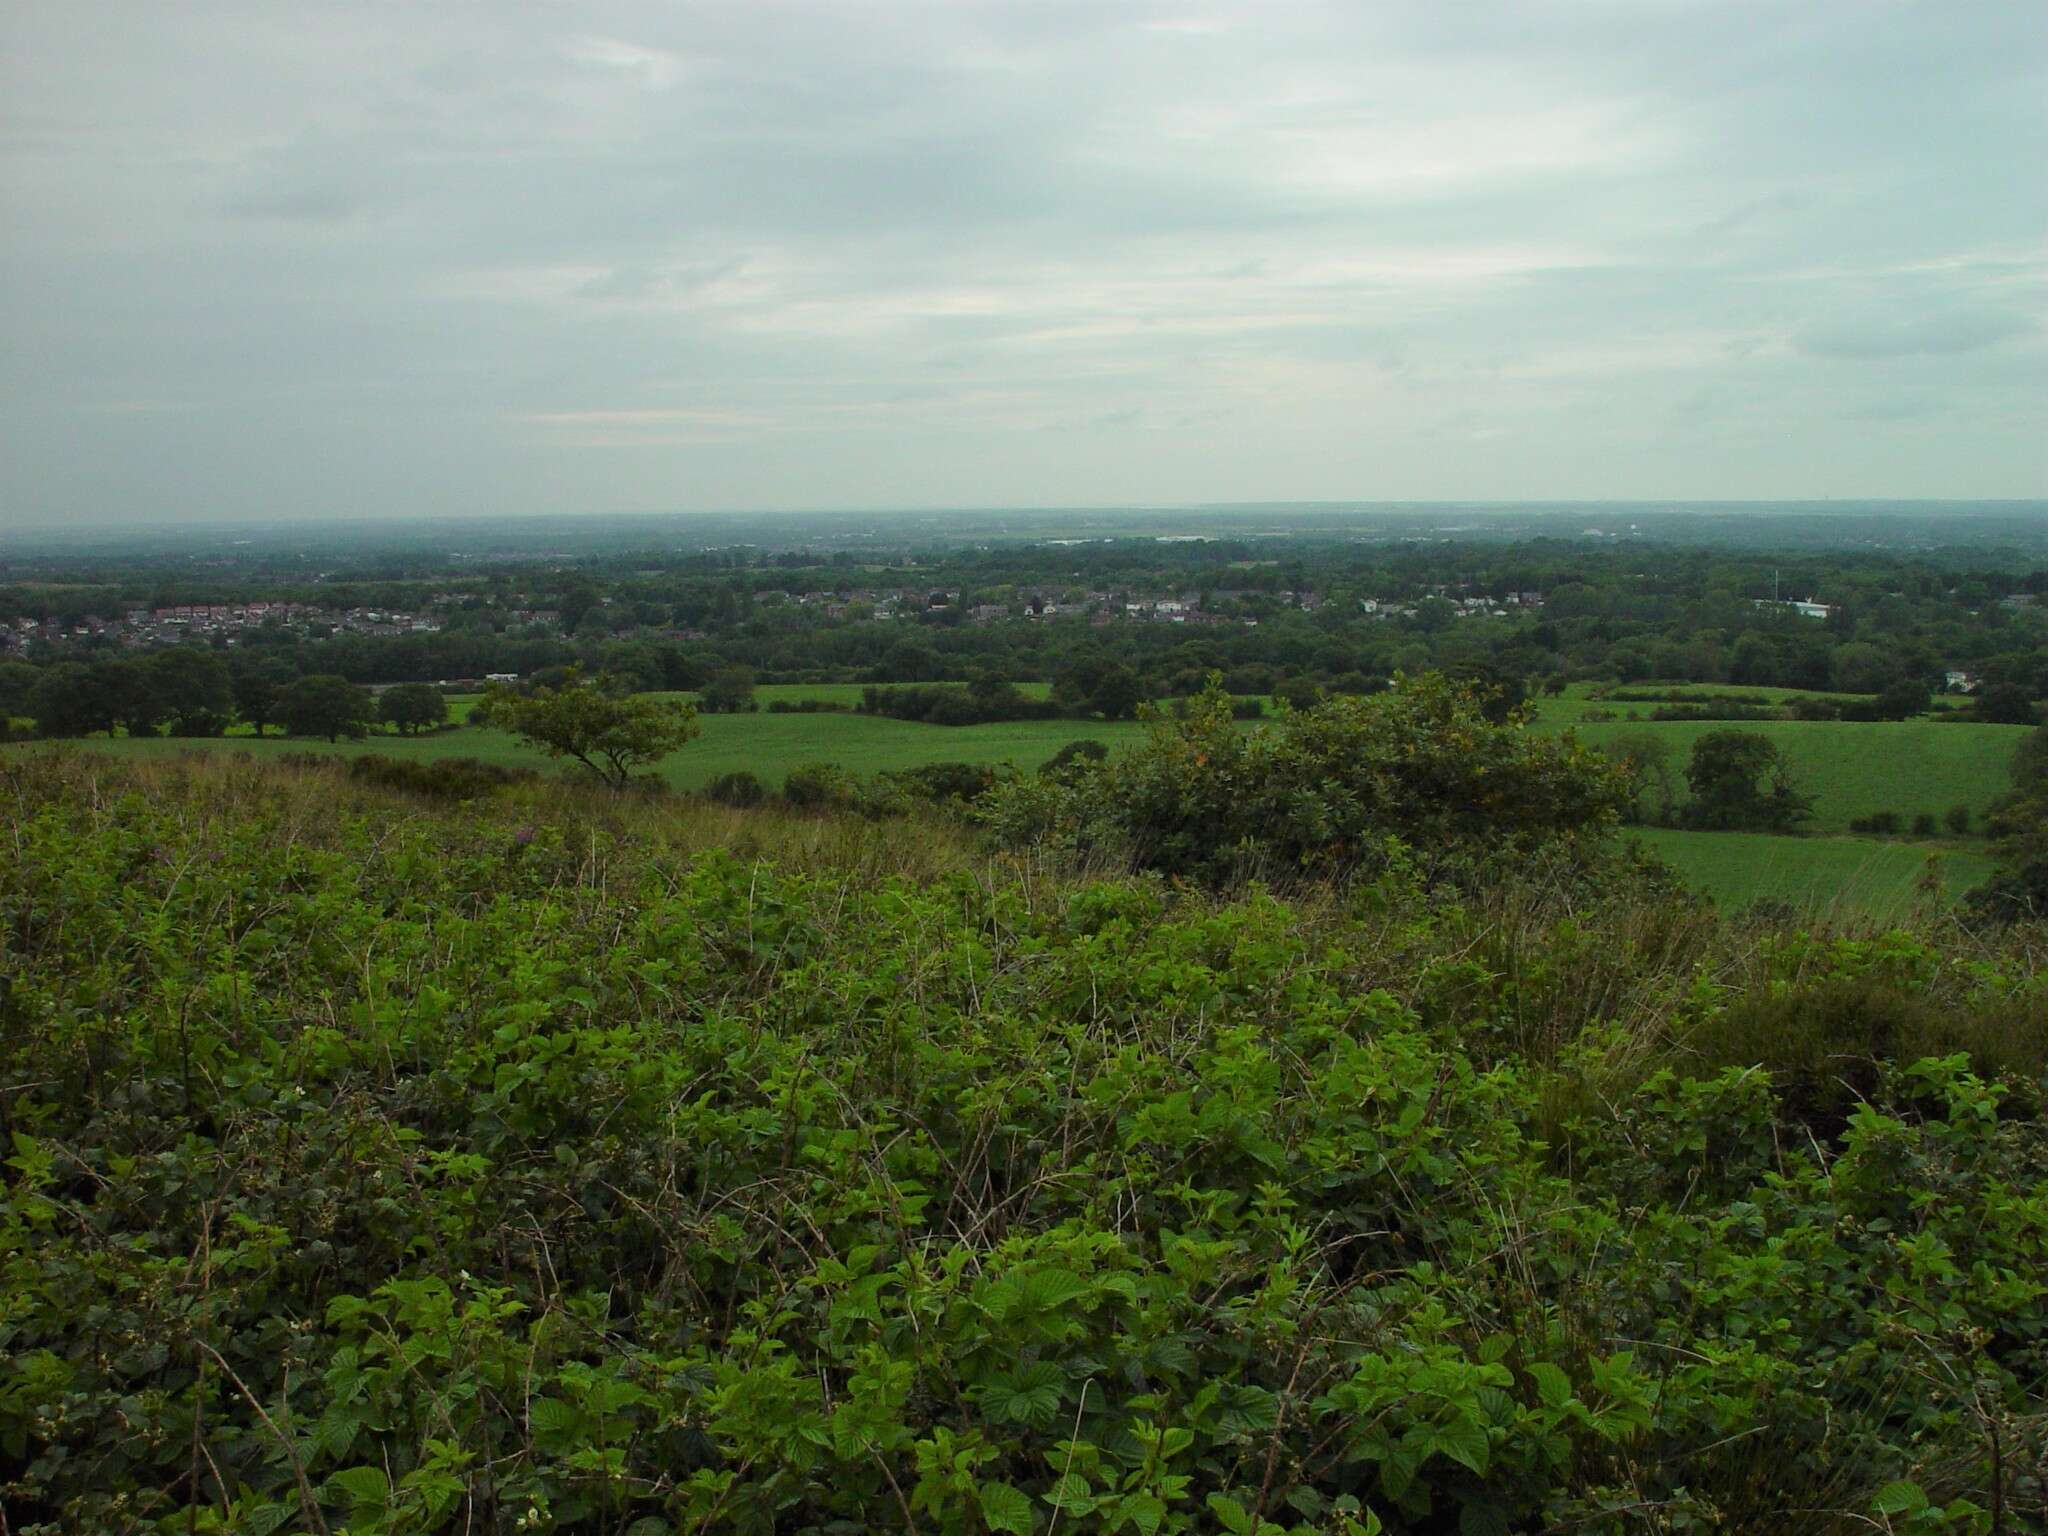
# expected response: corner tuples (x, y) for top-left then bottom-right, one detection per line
(345, 753), (537, 799)
(1971, 682), (2037, 726)
(1968, 724), (2048, 919)
(0, 658), (39, 719)
(1601, 731), (1675, 824)
(1683, 729), (1815, 831)
(985, 673), (1627, 886)
(706, 769), (769, 807)
(29, 658), (166, 737)
(380, 681), (449, 735)
(477, 667), (698, 789)
(700, 667), (760, 714)
(782, 760), (859, 809)
(1, 753), (2045, 1533)
(231, 657), (297, 737)
(281, 673), (376, 742)
(147, 646), (235, 734)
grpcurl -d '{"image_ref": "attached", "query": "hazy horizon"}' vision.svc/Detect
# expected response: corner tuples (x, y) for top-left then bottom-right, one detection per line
(4, 1), (2044, 527)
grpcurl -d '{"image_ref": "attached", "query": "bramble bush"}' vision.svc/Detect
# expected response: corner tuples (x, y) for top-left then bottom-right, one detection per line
(980, 673), (1628, 887)
(2, 750), (2045, 1535)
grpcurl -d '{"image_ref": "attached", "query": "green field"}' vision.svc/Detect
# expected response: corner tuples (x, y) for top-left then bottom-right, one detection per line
(1629, 828), (1997, 919)
(15, 681), (2026, 918)
(1527, 681), (1967, 724)
(1549, 717), (2024, 833)
(26, 711), (1151, 791)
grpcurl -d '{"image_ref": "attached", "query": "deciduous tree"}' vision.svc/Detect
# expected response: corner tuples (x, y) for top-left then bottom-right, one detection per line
(380, 682), (448, 735)
(1682, 730), (1813, 831)
(281, 674), (375, 742)
(477, 668), (697, 789)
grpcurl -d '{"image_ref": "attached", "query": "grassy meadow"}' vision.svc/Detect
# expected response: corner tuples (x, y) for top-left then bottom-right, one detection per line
(1627, 828), (1998, 919)
(10, 679), (2027, 916)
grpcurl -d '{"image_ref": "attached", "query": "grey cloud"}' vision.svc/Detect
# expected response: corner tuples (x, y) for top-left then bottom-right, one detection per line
(1796, 309), (2036, 361)
(2, 0), (2044, 522)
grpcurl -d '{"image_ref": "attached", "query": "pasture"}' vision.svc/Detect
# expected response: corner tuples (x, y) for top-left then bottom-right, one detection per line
(1549, 717), (2025, 833)
(14, 680), (2027, 917)
(1627, 828), (1997, 919)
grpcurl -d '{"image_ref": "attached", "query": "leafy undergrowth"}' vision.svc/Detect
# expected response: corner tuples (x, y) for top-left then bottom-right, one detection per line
(3, 752), (2046, 1535)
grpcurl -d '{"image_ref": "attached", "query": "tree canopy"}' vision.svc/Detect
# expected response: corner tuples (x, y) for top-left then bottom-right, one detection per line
(477, 668), (698, 789)
(380, 682), (448, 735)
(1682, 730), (1814, 831)
(280, 674), (375, 742)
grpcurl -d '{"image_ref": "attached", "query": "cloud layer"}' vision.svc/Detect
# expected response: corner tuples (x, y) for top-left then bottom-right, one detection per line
(2, 0), (2043, 524)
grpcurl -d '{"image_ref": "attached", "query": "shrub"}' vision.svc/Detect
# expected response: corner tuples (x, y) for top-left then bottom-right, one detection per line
(1912, 812), (1938, 836)
(860, 684), (1061, 725)
(1946, 804), (1972, 835)
(1043, 738), (1109, 779)
(345, 754), (538, 799)
(984, 672), (1627, 886)
(782, 761), (858, 809)
(1785, 695), (1841, 721)
(4, 754), (2047, 1533)
(705, 769), (767, 807)
(699, 668), (759, 713)
(884, 760), (1003, 807)
(1648, 704), (1772, 722)
(165, 708), (231, 738)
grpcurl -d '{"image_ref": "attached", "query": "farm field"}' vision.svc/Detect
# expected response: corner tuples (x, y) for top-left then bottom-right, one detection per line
(1547, 716), (2025, 833)
(1525, 680), (1967, 725)
(1627, 828), (1997, 918)
(12, 684), (2027, 918)
(1523, 684), (1859, 724)
(22, 710), (1150, 791)
(14, 717), (2012, 918)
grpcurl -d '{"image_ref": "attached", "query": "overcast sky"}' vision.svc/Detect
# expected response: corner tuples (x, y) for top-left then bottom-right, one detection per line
(2, 0), (2043, 526)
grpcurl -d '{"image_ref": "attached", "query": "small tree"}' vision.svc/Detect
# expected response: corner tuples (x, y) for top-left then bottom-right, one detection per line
(381, 683), (448, 736)
(281, 675), (375, 743)
(1683, 730), (1813, 831)
(1603, 731), (1676, 824)
(0, 660), (44, 722)
(29, 662), (102, 737)
(1088, 661), (1144, 721)
(477, 668), (696, 789)
(233, 659), (296, 737)
(1874, 677), (1930, 720)
(148, 647), (234, 736)
(699, 668), (758, 714)
(1973, 682), (2037, 726)
(94, 659), (166, 737)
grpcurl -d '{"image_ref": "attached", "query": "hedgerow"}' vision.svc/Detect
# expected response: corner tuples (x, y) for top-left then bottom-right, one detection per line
(2, 751), (2045, 1534)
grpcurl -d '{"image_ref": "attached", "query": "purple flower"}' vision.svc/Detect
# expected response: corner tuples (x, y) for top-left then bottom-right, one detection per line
(512, 825), (535, 846)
